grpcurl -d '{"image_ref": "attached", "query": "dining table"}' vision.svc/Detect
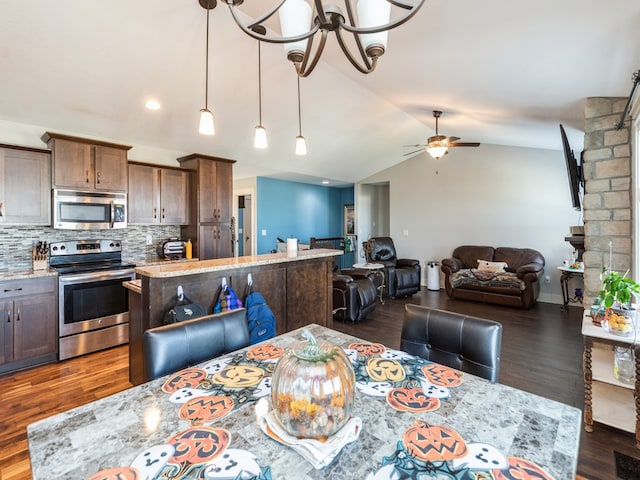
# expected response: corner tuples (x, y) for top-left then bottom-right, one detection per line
(27, 324), (581, 479)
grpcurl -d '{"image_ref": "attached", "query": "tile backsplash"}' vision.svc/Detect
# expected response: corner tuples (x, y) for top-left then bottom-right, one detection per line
(0, 225), (181, 272)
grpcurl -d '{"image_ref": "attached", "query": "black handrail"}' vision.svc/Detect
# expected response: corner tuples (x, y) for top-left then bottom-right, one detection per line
(616, 69), (640, 130)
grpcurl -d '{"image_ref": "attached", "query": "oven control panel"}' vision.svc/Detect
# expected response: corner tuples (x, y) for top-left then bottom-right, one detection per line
(50, 240), (122, 256)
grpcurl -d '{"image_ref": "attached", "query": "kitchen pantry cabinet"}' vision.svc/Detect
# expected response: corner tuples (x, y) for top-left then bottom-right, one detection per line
(0, 144), (51, 225)
(128, 162), (189, 225)
(178, 154), (235, 259)
(0, 276), (57, 374)
(42, 132), (131, 192)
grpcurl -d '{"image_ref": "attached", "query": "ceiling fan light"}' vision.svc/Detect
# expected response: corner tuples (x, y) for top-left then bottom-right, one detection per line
(199, 108), (215, 135)
(357, 0), (391, 54)
(427, 145), (448, 159)
(254, 125), (268, 148)
(279, 0), (312, 62)
(295, 135), (307, 155)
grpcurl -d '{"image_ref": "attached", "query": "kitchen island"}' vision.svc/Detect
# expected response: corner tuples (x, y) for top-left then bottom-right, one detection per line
(126, 249), (341, 385)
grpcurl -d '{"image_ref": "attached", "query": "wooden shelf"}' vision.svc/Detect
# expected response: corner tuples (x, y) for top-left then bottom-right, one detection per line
(591, 343), (635, 390)
(592, 382), (635, 433)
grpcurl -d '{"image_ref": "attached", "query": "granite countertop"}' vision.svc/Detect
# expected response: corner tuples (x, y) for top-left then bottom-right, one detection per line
(134, 249), (342, 278)
(0, 269), (58, 281)
(27, 324), (581, 480)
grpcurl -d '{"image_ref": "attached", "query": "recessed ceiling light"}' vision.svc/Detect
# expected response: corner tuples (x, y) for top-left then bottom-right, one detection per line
(145, 99), (161, 110)
(322, 180), (329, 185)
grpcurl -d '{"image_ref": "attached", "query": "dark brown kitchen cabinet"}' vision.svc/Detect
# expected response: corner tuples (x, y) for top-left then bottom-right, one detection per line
(0, 276), (57, 374)
(0, 144), (51, 225)
(42, 132), (131, 192)
(178, 154), (235, 259)
(128, 162), (189, 225)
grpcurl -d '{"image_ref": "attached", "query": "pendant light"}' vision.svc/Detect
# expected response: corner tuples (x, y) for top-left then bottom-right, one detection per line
(253, 26), (268, 149)
(295, 76), (307, 155)
(198, 0), (215, 135)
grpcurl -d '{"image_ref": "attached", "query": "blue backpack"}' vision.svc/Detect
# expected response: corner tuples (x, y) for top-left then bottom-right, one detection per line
(244, 285), (277, 345)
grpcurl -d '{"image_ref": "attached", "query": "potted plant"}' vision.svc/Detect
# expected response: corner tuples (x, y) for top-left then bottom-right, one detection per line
(598, 268), (640, 335)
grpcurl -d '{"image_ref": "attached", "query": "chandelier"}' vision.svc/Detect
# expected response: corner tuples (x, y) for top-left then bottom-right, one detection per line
(224, 0), (426, 77)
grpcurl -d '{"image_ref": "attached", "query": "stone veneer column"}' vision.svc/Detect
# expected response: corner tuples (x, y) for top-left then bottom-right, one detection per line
(583, 97), (632, 305)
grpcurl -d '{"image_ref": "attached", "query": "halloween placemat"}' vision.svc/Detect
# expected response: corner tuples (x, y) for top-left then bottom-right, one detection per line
(367, 421), (554, 480)
(87, 426), (272, 480)
(344, 343), (463, 413)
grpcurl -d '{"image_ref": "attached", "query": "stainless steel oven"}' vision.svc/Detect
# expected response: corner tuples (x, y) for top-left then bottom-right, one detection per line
(50, 240), (135, 360)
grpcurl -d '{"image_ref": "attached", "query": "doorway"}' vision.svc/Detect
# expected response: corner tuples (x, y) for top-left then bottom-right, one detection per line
(236, 194), (253, 257)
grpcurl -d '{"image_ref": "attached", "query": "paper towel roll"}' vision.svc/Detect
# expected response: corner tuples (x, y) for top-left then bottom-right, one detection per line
(287, 238), (298, 257)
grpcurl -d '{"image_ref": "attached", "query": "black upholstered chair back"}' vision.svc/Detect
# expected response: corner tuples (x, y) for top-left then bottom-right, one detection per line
(400, 304), (502, 382)
(143, 308), (250, 380)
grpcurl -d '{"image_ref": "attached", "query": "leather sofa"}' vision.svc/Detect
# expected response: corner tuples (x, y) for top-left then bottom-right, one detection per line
(441, 245), (545, 309)
(400, 304), (503, 382)
(364, 237), (421, 298)
(143, 308), (250, 380)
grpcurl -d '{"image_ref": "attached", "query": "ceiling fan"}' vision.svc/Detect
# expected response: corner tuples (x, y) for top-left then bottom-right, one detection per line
(404, 110), (480, 159)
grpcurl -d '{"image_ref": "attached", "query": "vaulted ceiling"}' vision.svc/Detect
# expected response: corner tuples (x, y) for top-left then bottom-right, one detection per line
(1, 1), (639, 185)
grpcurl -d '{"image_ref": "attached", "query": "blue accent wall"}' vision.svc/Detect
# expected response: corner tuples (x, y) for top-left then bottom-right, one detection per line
(256, 177), (354, 254)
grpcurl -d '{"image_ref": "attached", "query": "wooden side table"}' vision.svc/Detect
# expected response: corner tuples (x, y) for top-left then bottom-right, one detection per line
(582, 310), (640, 448)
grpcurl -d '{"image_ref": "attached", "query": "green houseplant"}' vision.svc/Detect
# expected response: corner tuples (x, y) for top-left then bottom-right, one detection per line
(598, 268), (640, 335)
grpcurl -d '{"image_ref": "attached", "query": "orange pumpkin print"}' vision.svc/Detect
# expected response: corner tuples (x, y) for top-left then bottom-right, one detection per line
(348, 342), (386, 356)
(178, 395), (234, 425)
(162, 368), (208, 393)
(493, 457), (555, 480)
(168, 427), (230, 470)
(402, 422), (468, 462)
(247, 344), (284, 361)
(386, 387), (440, 412)
(87, 467), (140, 480)
(421, 364), (463, 387)
(366, 357), (406, 382)
(212, 365), (264, 387)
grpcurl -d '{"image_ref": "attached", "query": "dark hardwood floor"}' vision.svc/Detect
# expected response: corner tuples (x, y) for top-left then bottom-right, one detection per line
(0, 288), (636, 479)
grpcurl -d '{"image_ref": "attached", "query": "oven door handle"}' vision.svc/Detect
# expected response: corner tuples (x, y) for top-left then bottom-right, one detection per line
(59, 269), (135, 284)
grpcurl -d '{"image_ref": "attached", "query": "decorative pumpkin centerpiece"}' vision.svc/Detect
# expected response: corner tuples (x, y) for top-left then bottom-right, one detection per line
(599, 268), (640, 336)
(271, 329), (355, 440)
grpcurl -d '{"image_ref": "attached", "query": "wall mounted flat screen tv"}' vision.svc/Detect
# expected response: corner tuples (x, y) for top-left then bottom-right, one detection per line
(559, 124), (584, 211)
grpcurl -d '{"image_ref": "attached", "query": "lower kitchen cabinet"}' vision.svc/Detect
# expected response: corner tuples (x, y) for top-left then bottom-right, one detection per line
(0, 276), (57, 374)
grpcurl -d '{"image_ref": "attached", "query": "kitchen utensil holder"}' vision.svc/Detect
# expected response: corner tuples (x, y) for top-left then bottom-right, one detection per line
(32, 247), (48, 271)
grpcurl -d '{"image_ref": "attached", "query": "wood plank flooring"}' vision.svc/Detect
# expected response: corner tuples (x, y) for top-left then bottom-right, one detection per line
(0, 288), (636, 479)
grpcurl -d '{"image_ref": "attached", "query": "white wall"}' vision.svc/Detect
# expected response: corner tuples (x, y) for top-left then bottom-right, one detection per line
(359, 143), (582, 304)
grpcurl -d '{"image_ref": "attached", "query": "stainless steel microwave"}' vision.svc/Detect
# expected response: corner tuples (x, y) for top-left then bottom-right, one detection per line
(53, 189), (127, 229)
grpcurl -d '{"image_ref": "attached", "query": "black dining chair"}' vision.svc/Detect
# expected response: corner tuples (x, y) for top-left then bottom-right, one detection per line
(400, 304), (503, 382)
(143, 308), (251, 380)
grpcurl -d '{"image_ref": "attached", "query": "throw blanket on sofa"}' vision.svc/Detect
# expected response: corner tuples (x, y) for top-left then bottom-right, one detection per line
(451, 269), (526, 291)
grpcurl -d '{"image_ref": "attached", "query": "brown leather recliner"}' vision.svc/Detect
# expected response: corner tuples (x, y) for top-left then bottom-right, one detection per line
(364, 237), (421, 298)
(310, 241), (378, 323)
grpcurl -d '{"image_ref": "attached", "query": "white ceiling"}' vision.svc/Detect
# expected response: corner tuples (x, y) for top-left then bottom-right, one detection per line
(1, 0), (639, 186)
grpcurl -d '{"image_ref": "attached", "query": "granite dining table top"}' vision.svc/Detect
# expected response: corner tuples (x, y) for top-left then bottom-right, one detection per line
(27, 324), (581, 479)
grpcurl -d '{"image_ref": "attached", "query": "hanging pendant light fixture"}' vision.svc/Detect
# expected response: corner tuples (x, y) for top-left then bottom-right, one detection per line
(253, 26), (268, 148)
(224, 0), (426, 77)
(199, 0), (216, 135)
(295, 76), (307, 155)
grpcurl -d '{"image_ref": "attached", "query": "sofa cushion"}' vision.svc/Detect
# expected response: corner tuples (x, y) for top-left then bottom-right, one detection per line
(452, 245), (495, 269)
(494, 247), (545, 272)
(477, 260), (507, 273)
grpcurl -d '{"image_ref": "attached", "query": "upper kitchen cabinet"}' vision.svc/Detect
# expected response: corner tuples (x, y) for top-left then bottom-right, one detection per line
(0, 144), (51, 225)
(42, 132), (131, 192)
(177, 154), (235, 259)
(128, 162), (189, 225)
